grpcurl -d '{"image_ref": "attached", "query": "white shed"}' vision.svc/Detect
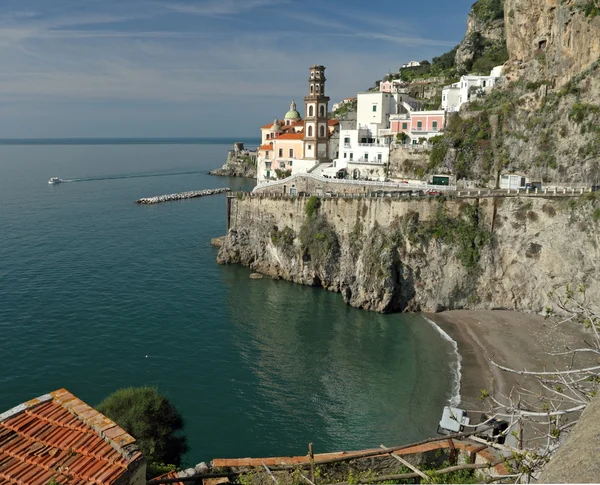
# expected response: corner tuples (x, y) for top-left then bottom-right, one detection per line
(500, 173), (528, 190)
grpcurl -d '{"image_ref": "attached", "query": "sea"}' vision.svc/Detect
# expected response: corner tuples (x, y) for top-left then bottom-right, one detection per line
(0, 138), (459, 464)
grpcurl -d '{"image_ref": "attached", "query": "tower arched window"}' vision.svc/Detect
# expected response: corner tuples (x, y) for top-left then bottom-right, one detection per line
(319, 125), (325, 137)
(320, 84), (324, 94)
(319, 105), (325, 117)
(309, 105), (314, 117)
(315, 84), (320, 94)
(308, 126), (313, 137)
(310, 85), (314, 94)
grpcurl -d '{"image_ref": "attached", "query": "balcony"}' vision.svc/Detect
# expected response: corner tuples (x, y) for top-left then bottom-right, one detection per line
(352, 157), (387, 165)
(358, 143), (389, 148)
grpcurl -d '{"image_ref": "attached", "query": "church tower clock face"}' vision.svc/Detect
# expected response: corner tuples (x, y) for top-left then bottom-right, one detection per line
(303, 65), (330, 161)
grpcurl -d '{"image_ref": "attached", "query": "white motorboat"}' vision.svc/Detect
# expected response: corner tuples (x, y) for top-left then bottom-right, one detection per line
(48, 177), (63, 185)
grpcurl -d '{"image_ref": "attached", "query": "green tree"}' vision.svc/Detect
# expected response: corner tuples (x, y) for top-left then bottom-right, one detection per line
(97, 387), (188, 471)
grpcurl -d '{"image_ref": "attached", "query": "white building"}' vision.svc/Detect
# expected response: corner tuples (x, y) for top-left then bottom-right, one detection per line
(401, 61), (421, 69)
(442, 66), (504, 112)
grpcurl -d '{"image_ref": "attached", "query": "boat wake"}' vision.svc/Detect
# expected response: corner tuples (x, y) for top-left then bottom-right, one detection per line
(60, 170), (207, 183)
(424, 317), (462, 407)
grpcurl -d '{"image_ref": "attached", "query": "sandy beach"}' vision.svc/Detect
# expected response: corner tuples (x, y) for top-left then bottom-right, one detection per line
(426, 310), (594, 412)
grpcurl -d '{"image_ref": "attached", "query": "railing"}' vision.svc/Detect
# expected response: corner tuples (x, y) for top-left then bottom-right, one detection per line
(253, 172), (456, 192)
(358, 143), (389, 147)
(353, 157), (386, 164)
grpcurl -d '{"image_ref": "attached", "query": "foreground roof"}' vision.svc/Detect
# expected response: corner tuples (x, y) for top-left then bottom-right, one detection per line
(0, 389), (143, 485)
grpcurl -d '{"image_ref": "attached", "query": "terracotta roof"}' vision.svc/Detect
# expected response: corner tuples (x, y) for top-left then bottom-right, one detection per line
(0, 389), (143, 485)
(258, 144), (273, 151)
(152, 470), (184, 485)
(275, 133), (305, 140)
(328, 119), (339, 126)
(261, 120), (282, 129)
(290, 120), (304, 126)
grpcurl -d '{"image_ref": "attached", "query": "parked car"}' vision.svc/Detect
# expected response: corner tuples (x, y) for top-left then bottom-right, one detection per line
(524, 182), (543, 191)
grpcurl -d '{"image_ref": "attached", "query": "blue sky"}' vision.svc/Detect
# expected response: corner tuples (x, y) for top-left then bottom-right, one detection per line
(0, 0), (475, 138)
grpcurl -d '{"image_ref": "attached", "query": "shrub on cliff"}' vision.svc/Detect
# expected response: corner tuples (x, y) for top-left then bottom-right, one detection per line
(299, 213), (339, 265)
(97, 387), (188, 476)
(305, 196), (321, 218)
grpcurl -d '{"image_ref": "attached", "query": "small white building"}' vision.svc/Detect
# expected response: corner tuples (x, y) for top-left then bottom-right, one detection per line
(401, 61), (421, 69)
(499, 173), (529, 190)
(442, 66), (503, 112)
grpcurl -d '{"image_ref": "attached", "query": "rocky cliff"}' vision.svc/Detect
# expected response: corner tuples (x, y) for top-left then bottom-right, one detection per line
(425, 0), (600, 186)
(218, 194), (600, 314)
(210, 147), (257, 178)
(505, 0), (600, 87)
(455, 0), (507, 72)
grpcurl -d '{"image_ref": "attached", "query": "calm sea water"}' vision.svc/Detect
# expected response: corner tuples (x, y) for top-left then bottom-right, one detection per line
(0, 139), (457, 464)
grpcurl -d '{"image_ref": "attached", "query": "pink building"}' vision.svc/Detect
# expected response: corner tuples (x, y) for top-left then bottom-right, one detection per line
(390, 110), (445, 144)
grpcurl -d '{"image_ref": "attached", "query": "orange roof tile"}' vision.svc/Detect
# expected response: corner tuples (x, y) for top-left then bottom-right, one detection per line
(328, 119), (339, 126)
(0, 389), (143, 485)
(152, 470), (185, 484)
(261, 120), (282, 129)
(258, 144), (273, 151)
(275, 133), (305, 140)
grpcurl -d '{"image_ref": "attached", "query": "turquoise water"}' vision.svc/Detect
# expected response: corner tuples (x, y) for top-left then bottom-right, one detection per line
(0, 140), (456, 464)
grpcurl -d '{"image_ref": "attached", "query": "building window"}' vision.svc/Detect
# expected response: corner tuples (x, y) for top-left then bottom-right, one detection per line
(349, 153), (353, 160)
(343, 153), (347, 158)
(309, 105), (314, 117)
(308, 145), (312, 150)
(279, 161), (285, 169)
(372, 105), (377, 112)
(402, 123), (408, 130)
(289, 160), (293, 166)
(310, 85), (314, 94)
(483, 81), (486, 87)
(315, 84), (320, 93)
(443, 95), (446, 101)
(308, 126), (313, 137)
(319, 105), (325, 117)
(265, 151), (270, 159)
(266, 170), (270, 178)
(319, 125), (325, 137)
(364, 153), (369, 160)
(278, 148), (283, 157)
(377, 153), (382, 162)
(289, 148), (293, 157)
(265, 162), (271, 169)
(433, 121), (438, 130)
(417, 121), (423, 130)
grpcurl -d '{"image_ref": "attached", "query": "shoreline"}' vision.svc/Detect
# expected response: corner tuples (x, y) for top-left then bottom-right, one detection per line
(425, 310), (593, 412)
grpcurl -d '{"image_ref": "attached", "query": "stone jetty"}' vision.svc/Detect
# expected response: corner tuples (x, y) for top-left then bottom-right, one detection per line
(135, 188), (230, 204)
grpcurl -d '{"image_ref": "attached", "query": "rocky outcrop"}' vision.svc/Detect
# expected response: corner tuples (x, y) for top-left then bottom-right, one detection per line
(455, 3), (506, 71)
(218, 195), (600, 314)
(539, 395), (600, 483)
(505, 0), (600, 87)
(210, 144), (257, 178)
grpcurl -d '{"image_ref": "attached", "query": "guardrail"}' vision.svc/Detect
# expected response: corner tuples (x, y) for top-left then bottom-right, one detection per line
(254, 172), (456, 192)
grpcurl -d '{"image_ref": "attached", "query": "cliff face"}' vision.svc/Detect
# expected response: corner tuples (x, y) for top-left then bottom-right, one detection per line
(505, 0), (600, 86)
(218, 195), (600, 314)
(210, 149), (257, 178)
(455, 3), (506, 71)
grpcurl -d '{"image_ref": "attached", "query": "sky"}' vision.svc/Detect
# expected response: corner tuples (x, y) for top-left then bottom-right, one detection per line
(0, 0), (476, 138)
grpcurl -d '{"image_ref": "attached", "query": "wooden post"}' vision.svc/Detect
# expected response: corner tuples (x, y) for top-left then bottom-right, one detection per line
(518, 421), (523, 450)
(448, 438), (457, 465)
(309, 443), (315, 484)
(379, 445), (428, 481)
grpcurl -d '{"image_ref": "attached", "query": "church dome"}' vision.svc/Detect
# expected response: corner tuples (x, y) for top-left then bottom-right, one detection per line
(271, 119), (281, 131)
(284, 99), (301, 120)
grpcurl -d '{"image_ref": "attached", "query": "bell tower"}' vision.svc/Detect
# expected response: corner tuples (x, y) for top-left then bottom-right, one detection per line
(303, 65), (330, 161)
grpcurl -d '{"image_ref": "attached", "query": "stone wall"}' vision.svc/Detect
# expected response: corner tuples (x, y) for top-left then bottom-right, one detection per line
(218, 194), (600, 314)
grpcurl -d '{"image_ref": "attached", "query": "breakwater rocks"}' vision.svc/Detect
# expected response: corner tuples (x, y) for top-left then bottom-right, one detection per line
(135, 188), (230, 204)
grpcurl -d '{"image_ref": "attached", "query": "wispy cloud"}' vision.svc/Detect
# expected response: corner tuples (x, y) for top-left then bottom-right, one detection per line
(163, 0), (286, 16)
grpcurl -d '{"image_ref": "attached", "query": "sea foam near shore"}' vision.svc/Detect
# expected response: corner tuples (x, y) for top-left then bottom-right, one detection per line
(424, 317), (462, 407)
